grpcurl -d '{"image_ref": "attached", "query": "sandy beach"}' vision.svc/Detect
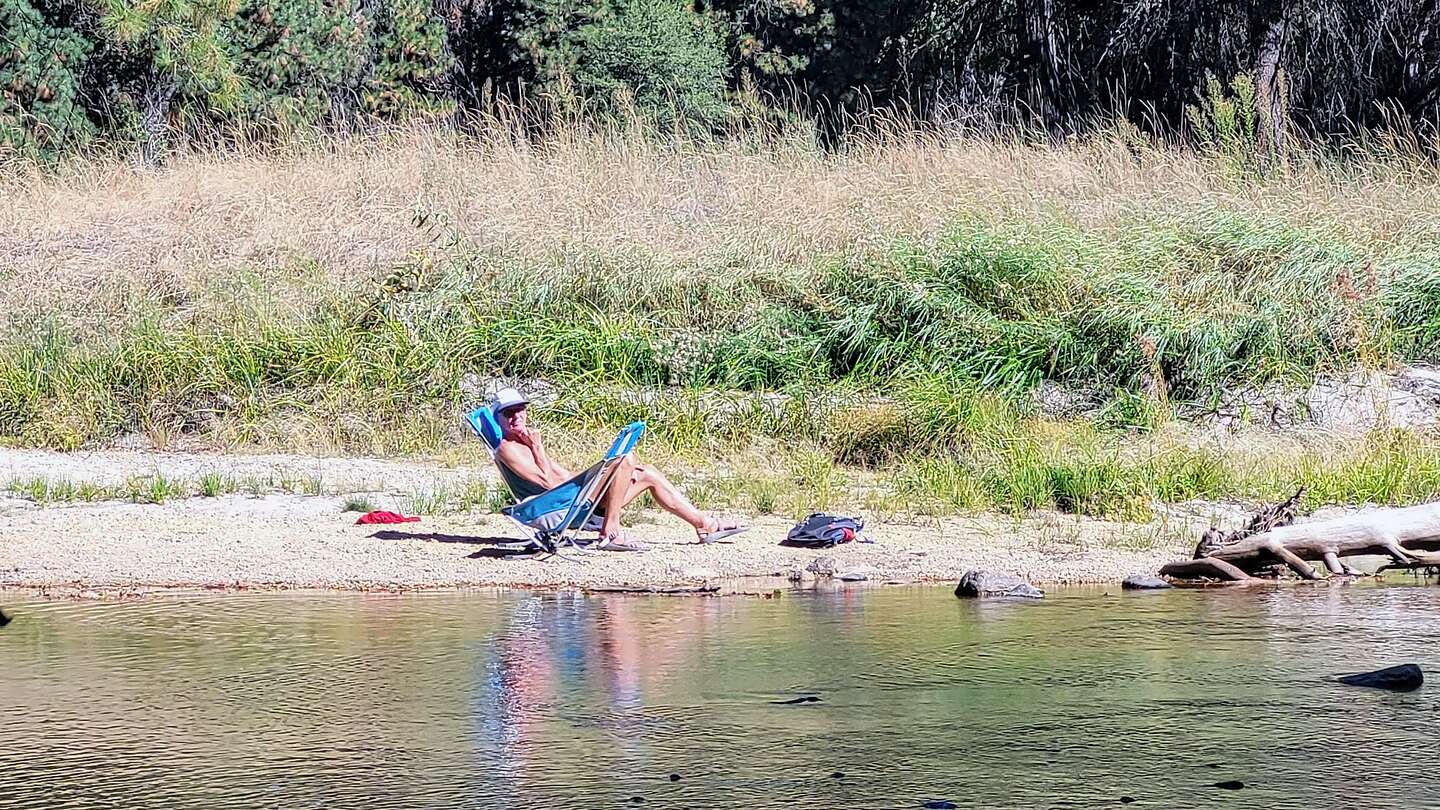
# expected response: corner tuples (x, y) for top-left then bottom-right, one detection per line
(0, 447), (1231, 596)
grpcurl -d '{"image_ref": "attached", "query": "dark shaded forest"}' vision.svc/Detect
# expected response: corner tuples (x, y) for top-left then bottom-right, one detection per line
(5, 0), (1440, 162)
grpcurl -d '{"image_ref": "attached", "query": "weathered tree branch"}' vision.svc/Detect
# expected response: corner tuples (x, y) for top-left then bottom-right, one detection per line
(1162, 501), (1440, 582)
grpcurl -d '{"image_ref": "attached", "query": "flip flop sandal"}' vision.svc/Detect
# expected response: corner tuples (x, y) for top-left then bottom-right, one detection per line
(596, 534), (646, 552)
(697, 524), (750, 544)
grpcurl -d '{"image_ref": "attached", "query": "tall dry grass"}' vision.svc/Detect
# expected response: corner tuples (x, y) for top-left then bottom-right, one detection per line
(6, 117), (1440, 333)
(2, 115), (1440, 520)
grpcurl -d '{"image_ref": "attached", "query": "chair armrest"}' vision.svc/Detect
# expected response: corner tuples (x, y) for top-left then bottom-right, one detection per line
(604, 421), (646, 459)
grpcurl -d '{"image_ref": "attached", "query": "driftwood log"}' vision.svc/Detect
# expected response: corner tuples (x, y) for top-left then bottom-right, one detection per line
(1160, 496), (1440, 582)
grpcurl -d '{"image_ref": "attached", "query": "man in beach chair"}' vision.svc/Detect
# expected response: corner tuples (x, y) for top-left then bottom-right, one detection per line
(484, 387), (748, 552)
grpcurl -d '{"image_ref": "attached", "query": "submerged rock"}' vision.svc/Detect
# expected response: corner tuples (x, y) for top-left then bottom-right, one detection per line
(1337, 663), (1424, 692)
(954, 570), (1044, 599)
(1122, 575), (1173, 590)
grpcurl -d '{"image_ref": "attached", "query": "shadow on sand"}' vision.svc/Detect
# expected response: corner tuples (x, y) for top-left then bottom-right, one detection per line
(366, 529), (535, 559)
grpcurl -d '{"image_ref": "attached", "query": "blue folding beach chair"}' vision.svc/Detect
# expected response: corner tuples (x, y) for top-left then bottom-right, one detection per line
(464, 405), (645, 559)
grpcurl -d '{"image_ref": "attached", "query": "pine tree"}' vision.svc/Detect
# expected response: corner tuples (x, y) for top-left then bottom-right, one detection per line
(229, 0), (367, 130)
(361, 0), (455, 118)
(0, 0), (95, 162)
(569, 0), (731, 131)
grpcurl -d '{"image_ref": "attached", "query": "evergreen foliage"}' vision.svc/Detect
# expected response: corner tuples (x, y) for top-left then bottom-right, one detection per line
(5, 0), (1440, 162)
(0, 0), (95, 162)
(568, 0), (729, 130)
(229, 0), (367, 130)
(361, 0), (455, 117)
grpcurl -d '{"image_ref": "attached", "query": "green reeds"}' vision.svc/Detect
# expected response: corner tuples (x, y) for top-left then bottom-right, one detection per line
(3, 205), (1435, 457)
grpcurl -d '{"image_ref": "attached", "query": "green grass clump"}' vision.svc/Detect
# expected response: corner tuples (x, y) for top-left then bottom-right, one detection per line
(197, 472), (240, 497)
(1146, 446), (1233, 502)
(74, 482), (105, 502)
(127, 474), (187, 504)
(341, 495), (376, 513)
(1286, 430), (1440, 507)
(745, 477), (783, 515)
(403, 485), (452, 516)
(892, 458), (988, 515)
(6, 476), (120, 503)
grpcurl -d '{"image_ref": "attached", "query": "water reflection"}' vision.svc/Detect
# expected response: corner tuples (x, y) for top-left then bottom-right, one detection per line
(1, 583), (1437, 809)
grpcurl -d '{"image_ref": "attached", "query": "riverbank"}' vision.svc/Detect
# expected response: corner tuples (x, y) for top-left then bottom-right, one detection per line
(0, 495), (1194, 594)
(0, 446), (1230, 594)
(6, 126), (1439, 463)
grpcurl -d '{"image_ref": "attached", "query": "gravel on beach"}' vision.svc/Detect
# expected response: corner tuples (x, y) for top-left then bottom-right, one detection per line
(0, 448), (1205, 594)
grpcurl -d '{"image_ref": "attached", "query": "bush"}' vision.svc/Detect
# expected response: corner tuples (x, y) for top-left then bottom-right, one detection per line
(569, 0), (730, 131)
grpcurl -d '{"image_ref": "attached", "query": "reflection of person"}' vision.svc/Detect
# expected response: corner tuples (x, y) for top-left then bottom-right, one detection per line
(593, 597), (646, 712)
(479, 601), (556, 779)
(478, 593), (726, 783)
(490, 387), (748, 550)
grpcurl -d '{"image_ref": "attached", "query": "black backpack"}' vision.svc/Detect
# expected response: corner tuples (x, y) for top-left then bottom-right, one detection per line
(782, 513), (865, 548)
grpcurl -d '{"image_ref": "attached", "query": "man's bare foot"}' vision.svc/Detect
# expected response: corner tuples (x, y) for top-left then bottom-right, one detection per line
(595, 532), (646, 552)
(696, 518), (749, 544)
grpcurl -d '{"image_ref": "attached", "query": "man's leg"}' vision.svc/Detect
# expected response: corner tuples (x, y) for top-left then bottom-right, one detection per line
(622, 462), (710, 531)
(598, 455), (713, 538)
(597, 456), (638, 540)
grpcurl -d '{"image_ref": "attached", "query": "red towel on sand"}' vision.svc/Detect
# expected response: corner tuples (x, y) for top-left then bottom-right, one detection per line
(355, 510), (421, 525)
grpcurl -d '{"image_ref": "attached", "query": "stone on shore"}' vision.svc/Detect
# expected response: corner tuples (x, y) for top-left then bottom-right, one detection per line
(806, 556), (838, 576)
(1337, 663), (1424, 691)
(1121, 575), (1173, 590)
(954, 569), (1044, 599)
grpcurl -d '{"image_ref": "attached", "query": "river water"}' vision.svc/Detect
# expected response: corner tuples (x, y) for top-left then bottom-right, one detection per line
(1, 582), (1436, 809)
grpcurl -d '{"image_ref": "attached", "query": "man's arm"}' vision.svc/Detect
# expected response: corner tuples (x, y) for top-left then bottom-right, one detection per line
(496, 433), (571, 489)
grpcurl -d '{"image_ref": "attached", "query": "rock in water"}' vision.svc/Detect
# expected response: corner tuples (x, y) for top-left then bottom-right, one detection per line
(1210, 781), (1245, 790)
(1337, 663), (1424, 691)
(806, 556), (838, 577)
(1121, 575), (1173, 590)
(954, 570), (1044, 599)
(0, 609), (10, 628)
